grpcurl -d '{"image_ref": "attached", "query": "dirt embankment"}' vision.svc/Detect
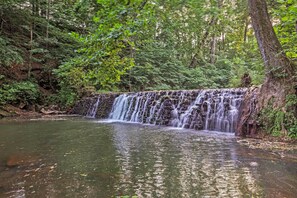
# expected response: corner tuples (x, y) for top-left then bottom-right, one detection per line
(0, 104), (67, 119)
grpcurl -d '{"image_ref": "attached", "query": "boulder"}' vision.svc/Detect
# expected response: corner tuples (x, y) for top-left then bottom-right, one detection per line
(6, 154), (40, 168)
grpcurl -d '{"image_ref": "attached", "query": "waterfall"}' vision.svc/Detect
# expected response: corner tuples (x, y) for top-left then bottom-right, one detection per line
(109, 89), (246, 133)
(86, 96), (100, 118)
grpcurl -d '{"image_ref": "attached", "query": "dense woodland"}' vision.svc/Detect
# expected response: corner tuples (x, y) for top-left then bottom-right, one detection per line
(0, 0), (296, 137)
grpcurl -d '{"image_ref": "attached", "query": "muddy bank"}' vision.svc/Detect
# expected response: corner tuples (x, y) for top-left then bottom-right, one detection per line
(237, 137), (297, 162)
(0, 104), (68, 119)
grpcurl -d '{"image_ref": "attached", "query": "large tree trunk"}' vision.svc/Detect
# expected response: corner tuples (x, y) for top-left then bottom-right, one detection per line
(237, 0), (296, 136)
(249, 0), (293, 73)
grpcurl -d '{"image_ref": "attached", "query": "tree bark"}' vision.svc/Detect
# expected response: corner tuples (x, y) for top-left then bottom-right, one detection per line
(237, 0), (296, 136)
(28, 22), (33, 78)
(46, 0), (50, 49)
(210, 34), (216, 64)
(249, 0), (294, 81)
(189, 16), (218, 68)
(243, 16), (249, 43)
(248, 0), (295, 106)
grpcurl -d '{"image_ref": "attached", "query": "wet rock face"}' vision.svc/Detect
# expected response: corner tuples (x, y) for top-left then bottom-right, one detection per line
(109, 89), (247, 133)
(71, 93), (119, 119)
(6, 154), (40, 168)
(236, 86), (259, 137)
(71, 89), (247, 133)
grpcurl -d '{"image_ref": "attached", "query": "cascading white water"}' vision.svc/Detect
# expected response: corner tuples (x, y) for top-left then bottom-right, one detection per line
(86, 96), (100, 118)
(109, 89), (246, 132)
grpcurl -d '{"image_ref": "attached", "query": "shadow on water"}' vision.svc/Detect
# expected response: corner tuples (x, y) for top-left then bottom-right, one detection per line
(0, 118), (296, 197)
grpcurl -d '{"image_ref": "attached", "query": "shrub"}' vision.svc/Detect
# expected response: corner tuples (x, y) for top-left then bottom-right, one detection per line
(259, 94), (297, 138)
(0, 81), (39, 105)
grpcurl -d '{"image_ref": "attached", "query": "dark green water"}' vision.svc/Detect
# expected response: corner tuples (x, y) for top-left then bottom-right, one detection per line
(0, 118), (296, 198)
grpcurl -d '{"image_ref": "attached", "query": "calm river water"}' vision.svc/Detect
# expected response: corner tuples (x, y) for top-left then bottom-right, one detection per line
(0, 118), (296, 198)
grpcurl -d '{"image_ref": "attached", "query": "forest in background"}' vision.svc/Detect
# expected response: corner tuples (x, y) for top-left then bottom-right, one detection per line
(0, 0), (296, 107)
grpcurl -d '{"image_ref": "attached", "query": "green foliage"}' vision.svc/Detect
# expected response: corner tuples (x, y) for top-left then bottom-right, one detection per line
(288, 120), (297, 138)
(285, 94), (297, 138)
(56, 0), (262, 92)
(52, 65), (82, 107)
(44, 87), (77, 108)
(0, 81), (39, 105)
(182, 67), (219, 89)
(119, 42), (186, 90)
(117, 0), (266, 91)
(259, 95), (297, 138)
(0, 0), (81, 107)
(119, 33), (237, 91)
(228, 57), (264, 87)
(285, 94), (297, 108)
(57, 0), (152, 91)
(44, 0), (268, 94)
(260, 107), (284, 137)
(0, 36), (23, 66)
(271, 0), (297, 59)
(57, 87), (78, 107)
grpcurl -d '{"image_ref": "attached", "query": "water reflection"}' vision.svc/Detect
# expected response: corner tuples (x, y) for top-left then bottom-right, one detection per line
(0, 119), (296, 197)
(111, 124), (264, 197)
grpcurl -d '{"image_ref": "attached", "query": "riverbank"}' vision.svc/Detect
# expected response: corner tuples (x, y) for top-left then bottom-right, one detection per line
(0, 104), (68, 119)
(237, 138), (297, 162)
(1, 94), (296, 159)
(1, 96), (297, 146)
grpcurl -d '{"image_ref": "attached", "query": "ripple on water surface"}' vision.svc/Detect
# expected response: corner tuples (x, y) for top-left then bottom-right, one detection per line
(0, 118), (296, 197)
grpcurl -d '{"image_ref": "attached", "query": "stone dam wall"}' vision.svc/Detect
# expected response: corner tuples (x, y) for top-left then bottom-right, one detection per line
(70, 93), (119, 119)
(71, 88), (247, 133)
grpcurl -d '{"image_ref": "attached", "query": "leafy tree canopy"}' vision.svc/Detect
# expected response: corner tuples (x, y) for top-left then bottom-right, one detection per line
(1, 0), (296, 105)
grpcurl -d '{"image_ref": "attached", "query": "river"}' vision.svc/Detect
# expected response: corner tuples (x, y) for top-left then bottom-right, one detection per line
(0, 117), (296, 197)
